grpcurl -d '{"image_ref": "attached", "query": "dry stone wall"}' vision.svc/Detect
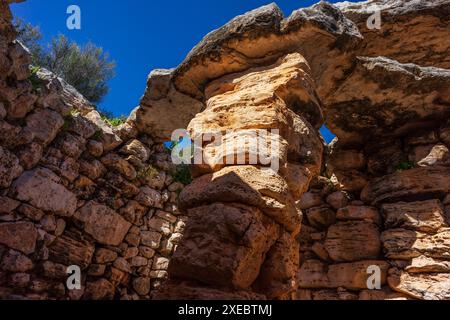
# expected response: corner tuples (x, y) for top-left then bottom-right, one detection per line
(296, 123), (450, 300)
(0, 0), (187, 300)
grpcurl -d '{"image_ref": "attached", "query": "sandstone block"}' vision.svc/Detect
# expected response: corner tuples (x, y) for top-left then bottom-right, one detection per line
(75, 201), (132, 246)
(388, 268), (450, 300)
(336, 205), (381, 225)
(169, 203), (279, 290)
(25, 109), (64, 146)
(11, 168), (77, 217)
(381, 228), (450, 260)
(362, 166), (450, 205)
(382, 200), (445, 233)
(324, 221), (380, 262)
(48, 232), (95, 269)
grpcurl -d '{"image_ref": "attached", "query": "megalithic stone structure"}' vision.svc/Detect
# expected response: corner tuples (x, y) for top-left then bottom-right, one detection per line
(2, 0), (450, 300)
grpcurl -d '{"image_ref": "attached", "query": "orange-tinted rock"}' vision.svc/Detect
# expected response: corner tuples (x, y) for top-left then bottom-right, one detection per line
(179, 166), (301, 233)
(388, 268), (450, 300)
(382, 200), (446, 233)
(169, 203), (279, 290)
(362, 166), (450, 205)
(381, 228), (450, 260)
(324, 221), (380, 262)
(336, 206), (381, 225)
(253, 232), (299, 299)
(298, 259), (389, 290)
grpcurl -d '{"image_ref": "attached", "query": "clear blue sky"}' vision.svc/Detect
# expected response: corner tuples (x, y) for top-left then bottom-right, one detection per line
(11, 0), (344, 143)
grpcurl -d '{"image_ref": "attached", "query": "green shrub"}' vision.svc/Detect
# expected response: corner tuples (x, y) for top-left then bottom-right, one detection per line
(98, 108), (126, 127)
(105, 115), (127, 127)
(16, 18), (115, 104)
(28, 65), (44, 92)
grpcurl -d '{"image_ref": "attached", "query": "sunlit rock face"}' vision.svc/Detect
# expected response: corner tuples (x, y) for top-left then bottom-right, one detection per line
(160, 52), (323, 300)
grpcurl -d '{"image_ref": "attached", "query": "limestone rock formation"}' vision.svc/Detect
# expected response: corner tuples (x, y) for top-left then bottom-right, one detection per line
(0, 0), (188, 300)
(166, 52), (323, 299)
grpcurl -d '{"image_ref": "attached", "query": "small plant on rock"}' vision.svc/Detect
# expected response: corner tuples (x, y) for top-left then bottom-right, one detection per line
(28, 65), (44, 92)
(137, 164), (159, 181)
(395, 161), (415, 172)
(98, 108), (127, 127)
(171, 164), (193, 185)
(92, 129), (104, 141)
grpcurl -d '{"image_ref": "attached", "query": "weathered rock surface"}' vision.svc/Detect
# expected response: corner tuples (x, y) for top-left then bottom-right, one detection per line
(362, 166), (450, 205)
(253, 232), (299, 299)
(0, 222), (37, 254)
(381, 228), (450, 260)
(388, 268), (450, 300)
(382, 200), (446, 233)
(48, 231), (95, 269)
(136, 69), (203, 142)
(75, 201), (132, 246)
(2, 0), (450, 301)
(298, 259), (389, 290)
(336, 0), (450, 69)
(336, 205), (381, 225)
(324, 221), (381, 262)
(179, 165), (301, 232)
(324, 56), (450, 144)
(0, 146), (23, 188)
(11, 168), (77, 217)
(169, 203), (279, 290)
(406, 256), (450, 274)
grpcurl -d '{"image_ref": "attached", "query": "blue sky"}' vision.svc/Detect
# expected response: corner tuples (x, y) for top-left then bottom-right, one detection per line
(11, 0), (342, 143)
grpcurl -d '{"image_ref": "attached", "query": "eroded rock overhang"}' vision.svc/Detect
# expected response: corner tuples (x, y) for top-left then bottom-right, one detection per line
(136, 0), (450, 147)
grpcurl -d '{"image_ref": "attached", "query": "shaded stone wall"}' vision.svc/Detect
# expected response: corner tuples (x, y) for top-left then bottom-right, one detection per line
(0, 1), (187, 300)
(297, 125), (450, 300)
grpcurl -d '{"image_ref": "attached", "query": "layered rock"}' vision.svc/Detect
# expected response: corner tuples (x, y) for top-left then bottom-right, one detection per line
(136, 1), (364, 142)
(163, 52), (323, 299)
(0, 0), (188, 300)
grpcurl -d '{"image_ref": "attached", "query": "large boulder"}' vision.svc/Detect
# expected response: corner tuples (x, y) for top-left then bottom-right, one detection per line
(324, 221), (381, 262)
(168, 203), (279, 290)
